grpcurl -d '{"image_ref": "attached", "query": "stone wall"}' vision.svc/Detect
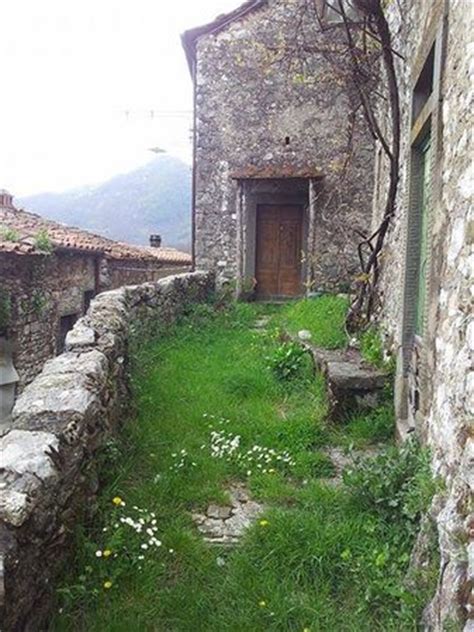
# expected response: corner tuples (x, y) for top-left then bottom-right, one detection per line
(0, 251), (190, 395)
(107, 259), (191, 289)
(193, 0), (374, 291)
(0, 251), (98, 390)
(0, 271), (214, 632)
(372, 1), (473, 628)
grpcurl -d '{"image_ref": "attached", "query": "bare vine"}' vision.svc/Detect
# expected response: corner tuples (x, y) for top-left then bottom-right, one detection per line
(261, 0), (401, 328)
(341, 0), (401, 330)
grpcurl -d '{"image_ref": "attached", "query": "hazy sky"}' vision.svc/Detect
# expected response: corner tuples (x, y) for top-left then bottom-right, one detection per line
(0, 0), (239, 196)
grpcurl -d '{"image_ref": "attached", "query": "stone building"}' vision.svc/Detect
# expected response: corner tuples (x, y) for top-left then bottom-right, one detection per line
(0, 190), (190, 412)
(371, 1), (473, 628)
(182, 0), (375, 298)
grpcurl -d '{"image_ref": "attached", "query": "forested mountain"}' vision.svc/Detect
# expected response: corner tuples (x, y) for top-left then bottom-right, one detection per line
(19, 155), (191, 251)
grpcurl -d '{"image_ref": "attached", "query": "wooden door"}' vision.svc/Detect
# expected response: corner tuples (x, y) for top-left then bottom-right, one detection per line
(255, 205), (303, 298)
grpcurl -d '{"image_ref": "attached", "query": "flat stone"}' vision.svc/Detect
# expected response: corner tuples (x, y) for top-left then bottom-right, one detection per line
(12, 371), (102, 434)
(207, 504), (232, 519)
(0, 430), (59, 526)
(326, 361), (387, 390)
(290, 338), (389, 420)
(41, 350), (108, 379)
(1, 490), (30, 527)
(298, 329), (312, 341)
(192, 484), (264, 545)
(191, 512), (206, 525)
(65, 320), (96, 349)
(1, 430), (59, 479)
(230, 485), (250, 505)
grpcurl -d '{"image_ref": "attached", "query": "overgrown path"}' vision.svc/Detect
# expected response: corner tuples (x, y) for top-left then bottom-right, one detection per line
(53, 299), (435, 632)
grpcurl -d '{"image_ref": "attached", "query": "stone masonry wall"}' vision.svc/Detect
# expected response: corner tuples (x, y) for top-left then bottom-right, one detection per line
(0, 252), (187, 395)
(372, 1), (473, 628)
(194, 0), (374, 290)
(0, 251), (98, 390)
(0, 271), (214, 632)
(107, 259), (191, 289)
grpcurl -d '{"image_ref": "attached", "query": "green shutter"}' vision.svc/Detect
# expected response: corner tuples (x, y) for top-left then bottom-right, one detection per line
(415, 136), (432, 336)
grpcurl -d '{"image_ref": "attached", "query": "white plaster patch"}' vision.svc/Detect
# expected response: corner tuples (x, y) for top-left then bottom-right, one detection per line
(439, 288), (449, 307)
(467, 320), (474, 352)
(447, 218), (465, 265)
(458, 164), (474, 200)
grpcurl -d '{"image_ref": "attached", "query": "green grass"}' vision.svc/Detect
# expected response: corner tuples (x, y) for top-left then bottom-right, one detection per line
(360, 327), (385, 368)
(278, 295), (349, 348)
(51, 299), (436, 631)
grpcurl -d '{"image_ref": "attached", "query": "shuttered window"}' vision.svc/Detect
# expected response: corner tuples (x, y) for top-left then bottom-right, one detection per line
(414, 135), (432, 336)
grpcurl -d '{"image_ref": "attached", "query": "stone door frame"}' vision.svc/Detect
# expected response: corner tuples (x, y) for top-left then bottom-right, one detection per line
(235, 178), (316, 299)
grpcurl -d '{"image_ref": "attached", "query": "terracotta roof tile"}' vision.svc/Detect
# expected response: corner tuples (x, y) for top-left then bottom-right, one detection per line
(0, 203), (191, 264)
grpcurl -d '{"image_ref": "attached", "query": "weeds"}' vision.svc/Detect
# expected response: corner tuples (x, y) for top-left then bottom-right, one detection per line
(52, 299), (437, 632)
(266, 340), (310, 381)
(360, 327), (385, 367)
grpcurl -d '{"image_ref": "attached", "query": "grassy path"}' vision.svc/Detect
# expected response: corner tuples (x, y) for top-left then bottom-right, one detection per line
(53, 299), (434, 632)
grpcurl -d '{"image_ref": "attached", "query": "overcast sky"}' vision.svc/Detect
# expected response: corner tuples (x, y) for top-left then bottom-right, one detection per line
(0, 0), (239, 196)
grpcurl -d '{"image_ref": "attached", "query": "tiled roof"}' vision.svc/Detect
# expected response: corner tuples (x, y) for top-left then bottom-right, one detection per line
(181, 0), (267, 72)
(0, 202), (191, 264)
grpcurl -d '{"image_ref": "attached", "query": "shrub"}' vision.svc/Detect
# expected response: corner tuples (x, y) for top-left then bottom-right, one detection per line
(360, 327), (385, 368)
(343, 437), (438, 530)
(0, 226), (19, 242)
(267, 341), (309, 381)
(34, 228), (54, 253)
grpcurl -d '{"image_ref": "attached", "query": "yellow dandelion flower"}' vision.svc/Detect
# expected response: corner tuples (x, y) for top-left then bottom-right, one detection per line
(112, 496), (122, 506)
(103, 549), (112, 558)
(258, 600), (267, 607)
(259, 519), (269, 527)
(103, 580), (112, 589)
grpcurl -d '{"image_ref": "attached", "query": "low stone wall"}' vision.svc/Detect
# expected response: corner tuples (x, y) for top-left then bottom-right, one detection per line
(0, 271), (214, 632)
(107, 259), (191, 289)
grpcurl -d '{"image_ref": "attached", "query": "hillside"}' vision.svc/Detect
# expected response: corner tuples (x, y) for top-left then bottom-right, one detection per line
(19, 155), (192, 251)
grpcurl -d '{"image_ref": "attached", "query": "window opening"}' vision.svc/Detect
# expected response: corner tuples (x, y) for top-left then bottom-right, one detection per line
(84, 290), (95, 313)
(57, 313), (78, 353)
(412, 44), (435, 122)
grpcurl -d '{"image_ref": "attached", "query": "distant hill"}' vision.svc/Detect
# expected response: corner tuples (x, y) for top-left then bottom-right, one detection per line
(19, 155), (192, 251)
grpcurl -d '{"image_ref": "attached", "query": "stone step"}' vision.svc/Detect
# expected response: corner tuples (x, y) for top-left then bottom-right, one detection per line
(292, 336), (390, 421)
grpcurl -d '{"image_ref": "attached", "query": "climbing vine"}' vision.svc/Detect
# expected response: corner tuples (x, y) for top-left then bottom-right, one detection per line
(265, 0), (401, 329)
(0, 287), (12, 332)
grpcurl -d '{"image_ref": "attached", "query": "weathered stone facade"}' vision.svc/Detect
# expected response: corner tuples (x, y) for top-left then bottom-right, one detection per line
(184, 0), (375, 295)
(0, 195), (191, 409)
(372, 1), (473, 628)
(0, 272), (214, 632)
(0, 251), (98, 394)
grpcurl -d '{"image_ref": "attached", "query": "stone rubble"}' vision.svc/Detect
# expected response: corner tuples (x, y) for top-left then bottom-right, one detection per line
(192, 484), (264, 546)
